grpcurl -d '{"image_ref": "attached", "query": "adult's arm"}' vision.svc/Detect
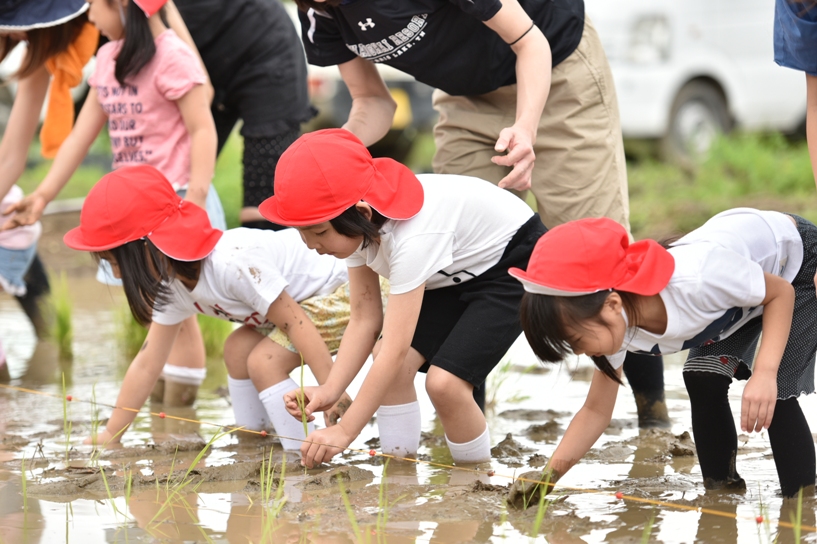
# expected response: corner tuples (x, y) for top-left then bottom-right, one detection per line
(546, 367), (621, 483)
(482, 0), (552, 191)
(165, 0), (213, 103)
(807, 74), (817, 189)
(338, 57), (397, 146)
(0, 66), (50, 201)
(1, 87), (107, 229)
(87, 322), (182, 446)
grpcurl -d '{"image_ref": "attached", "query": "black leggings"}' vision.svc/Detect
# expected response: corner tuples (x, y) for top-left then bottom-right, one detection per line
(684, 370), (815, 496)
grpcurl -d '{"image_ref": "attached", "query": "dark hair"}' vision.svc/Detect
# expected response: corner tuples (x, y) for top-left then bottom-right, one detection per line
(293, 0), (342, 11)
(519, 290), (643, 385)
(96, 238), (200, 327)
(329, 205), (388, 248)
(0, 12), (88, 79)
(109, 0), (164, 87)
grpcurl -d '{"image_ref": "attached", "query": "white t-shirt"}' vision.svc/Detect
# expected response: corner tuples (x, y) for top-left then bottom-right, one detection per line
(152, 228), (348, 327)
(345, 174), (534, 294)
(608, 209), (803, 368)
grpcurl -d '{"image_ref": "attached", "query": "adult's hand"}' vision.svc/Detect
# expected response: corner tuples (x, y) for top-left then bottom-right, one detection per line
(492, 123), (535, 191)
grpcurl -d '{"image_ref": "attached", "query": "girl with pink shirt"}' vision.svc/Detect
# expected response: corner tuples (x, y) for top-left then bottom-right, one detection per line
(5, 0), (224, 405)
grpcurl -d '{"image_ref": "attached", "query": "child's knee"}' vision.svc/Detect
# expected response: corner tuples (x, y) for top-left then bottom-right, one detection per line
(425, 368), (470, 407)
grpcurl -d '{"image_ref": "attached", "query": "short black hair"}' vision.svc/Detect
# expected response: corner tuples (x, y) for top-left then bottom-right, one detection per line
(329, 205), (388, 248)
(96, 238), (200, 326)
(518, 290), (642, 385)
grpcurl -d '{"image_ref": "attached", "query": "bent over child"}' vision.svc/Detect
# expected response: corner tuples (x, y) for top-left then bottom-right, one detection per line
(259, 129), (547, 467)
(511, 209), (817, 497)
(64, 165), (354, 450)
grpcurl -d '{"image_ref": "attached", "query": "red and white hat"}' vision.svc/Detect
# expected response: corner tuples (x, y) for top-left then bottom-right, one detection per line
(64, 165), (222, 261)
(258, 129), (424, 226)
(509, 217), (675, 297)
(133, 0), (168, 17)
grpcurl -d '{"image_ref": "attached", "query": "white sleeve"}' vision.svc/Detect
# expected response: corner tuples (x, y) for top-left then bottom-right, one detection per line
(225, 260), (289, 318)
(695, 247), (767, 310)
(389, 232), (455, 294)
(152, 286), (194, 325)
(345, 252), (367, 268)
(607, 350), (626, 370)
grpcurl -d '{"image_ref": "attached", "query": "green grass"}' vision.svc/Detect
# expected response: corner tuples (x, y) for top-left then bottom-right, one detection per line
(50, 272), (74, 360)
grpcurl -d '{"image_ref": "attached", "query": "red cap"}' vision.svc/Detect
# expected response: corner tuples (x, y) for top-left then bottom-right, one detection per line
(258, 129), (424, 226)
(509, 217), (675, 297)
(64, 165), (222, 261)
(133, 0), (169, 17)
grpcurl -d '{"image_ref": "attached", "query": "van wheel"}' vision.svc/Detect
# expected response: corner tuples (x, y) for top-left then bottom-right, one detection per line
(661, 81), (731, 165)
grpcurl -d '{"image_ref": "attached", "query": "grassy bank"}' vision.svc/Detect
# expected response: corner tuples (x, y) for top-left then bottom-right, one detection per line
(18, 130), (817, 239)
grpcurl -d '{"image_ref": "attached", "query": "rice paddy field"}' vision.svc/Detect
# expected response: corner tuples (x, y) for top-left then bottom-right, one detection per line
(2, 132), (817, 542)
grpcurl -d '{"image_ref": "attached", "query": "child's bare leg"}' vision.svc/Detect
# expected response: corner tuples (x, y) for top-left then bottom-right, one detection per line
(224, 326), (269, 431)
(375, 341), (422, 457)
(161, 316), (207, 406)
(247, 337), (315, 450)
(426, 366), (489, 463)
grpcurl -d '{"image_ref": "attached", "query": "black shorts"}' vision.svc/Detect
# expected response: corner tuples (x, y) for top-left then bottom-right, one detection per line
(410, 214), (547, 386)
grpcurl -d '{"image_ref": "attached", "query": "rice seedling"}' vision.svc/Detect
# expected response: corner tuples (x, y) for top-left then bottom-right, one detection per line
(260, 451), (288, 541)
(337, 476), (364, 544)
(62, 373), (72, 462)
(374, 461), (403, 544)
(51, 272), (74, 359)
(114, 304), (147, 358)
(789, 488), (804, 542)
(640, 510), (657, 544)
(486, 359), (535, 410)
(529, 471), (553, 537)
(20, 453), (27, 513)
(99, 465), (126, 520)
(297, 352), (308, 437)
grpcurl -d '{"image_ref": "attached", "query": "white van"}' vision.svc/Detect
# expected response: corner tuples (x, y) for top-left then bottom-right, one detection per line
(585, 0), (806, 159)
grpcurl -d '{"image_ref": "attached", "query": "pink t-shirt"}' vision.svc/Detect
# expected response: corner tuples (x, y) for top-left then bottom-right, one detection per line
(89, 30), (206, 190)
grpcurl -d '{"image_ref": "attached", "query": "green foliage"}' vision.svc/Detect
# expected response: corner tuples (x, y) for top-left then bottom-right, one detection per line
(212, 131), (243, 230)
(50, 272), (74, 359)
(628, 132), (817, 239)
(197, 315), (233, 358)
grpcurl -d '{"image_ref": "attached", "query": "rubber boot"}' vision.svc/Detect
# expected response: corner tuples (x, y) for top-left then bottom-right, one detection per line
(163, 379), (199, 407)
(623, 351), (670, 428)
(150, 377), (165, 404)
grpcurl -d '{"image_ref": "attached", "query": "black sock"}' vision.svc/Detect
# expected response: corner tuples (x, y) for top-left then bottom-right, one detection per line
(683, 370), (743, 487)
(241, 220), (288, 232)
(769, 397), (816, 497)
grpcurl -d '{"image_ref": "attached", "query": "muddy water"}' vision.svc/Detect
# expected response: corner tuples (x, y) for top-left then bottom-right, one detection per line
(1, 273), (817, 543)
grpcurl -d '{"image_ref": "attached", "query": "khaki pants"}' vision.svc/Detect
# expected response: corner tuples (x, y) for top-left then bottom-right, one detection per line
(431, 17), (630, 233)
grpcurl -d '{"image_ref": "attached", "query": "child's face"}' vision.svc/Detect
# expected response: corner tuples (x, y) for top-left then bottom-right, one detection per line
(86, 0), (125, 41)
(297, 222), (362, 259)
(99, 252), (122, 279)
(563, 294), (627, 358)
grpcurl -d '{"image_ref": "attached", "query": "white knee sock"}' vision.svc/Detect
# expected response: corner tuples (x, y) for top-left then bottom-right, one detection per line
(259, 378), (315, 451)
(446, 427), (491, 464)
(227, 376), (269, 431)
(376, 401), (421, 457)
(162, 363), (206, 386)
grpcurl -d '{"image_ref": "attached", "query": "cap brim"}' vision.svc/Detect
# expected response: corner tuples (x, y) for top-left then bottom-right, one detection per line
(508, 267), (603, 296)
(148, 202), (222, 261)
(257, 195), (338, 226)
(0, 0), (88, 31)
(64, 225), (124, 253)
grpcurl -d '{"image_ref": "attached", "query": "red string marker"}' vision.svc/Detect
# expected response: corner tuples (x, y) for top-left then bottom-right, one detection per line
(756, 516), (764, 524)
(487, 470), (495, 477)
(65, 395), (72, 402)
(368, 449), (376, 457)
(158, 412), (166, 419)
(260, 430), (267, 438)
(615, 491), (624, 500)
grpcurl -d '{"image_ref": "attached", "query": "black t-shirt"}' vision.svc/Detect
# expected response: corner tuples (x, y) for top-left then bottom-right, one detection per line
(299, 0), (584, 96)
(175, 0), (313, 133)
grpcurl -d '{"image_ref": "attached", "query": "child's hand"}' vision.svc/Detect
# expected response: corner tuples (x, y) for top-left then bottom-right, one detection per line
(284, 385), (339, 422)
(740, 372), (778, 432)
(323, 392), (353, 427)
(84, 428), (120, 448)
(299, 424), (354, 468)
(1, 193), (47, 230)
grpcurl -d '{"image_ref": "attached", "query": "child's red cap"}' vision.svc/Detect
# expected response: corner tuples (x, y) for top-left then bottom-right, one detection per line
(133, 0), (169, 17)
(63, 165), (222, 261)
(509, 217), (675, 297)
(258, 129), (424, 226)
